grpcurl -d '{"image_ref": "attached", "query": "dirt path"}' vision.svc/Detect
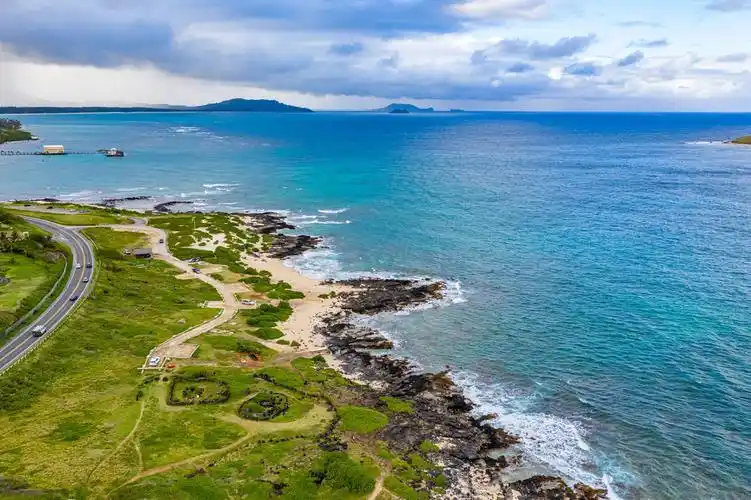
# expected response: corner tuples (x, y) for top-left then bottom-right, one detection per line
(368, 474), (386, 500)
(105, 224), (243, 364)
(87, 399), (146, 483)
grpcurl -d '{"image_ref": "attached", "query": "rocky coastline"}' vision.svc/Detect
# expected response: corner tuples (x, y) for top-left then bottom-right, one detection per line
(314, 278), (607, 499)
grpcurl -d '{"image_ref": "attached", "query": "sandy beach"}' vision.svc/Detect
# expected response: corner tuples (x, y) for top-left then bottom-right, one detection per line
(240, 252), (351, 353)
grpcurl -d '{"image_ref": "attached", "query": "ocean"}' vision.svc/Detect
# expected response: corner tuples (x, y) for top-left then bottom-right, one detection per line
(1, 111), (750, 499)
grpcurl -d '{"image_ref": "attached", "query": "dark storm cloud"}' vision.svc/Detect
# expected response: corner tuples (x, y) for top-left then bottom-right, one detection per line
(0, 0), (579, 104)
(617, 51), (645, 67)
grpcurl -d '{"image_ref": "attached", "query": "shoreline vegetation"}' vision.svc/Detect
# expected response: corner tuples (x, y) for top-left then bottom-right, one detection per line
(0, 199), (608, 499)
(0, 119), (33, 144)
(730, 135), (751, 144)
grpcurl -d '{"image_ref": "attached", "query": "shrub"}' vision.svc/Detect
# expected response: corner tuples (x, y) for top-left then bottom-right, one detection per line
(338, 406), (388, 434)
(419, 440), (440, 453)
(380, 396), (414, 415)
(313, 452), (376, 494)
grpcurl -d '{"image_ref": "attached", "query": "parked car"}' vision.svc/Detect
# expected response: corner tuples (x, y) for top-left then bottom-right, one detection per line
(159, 238), (164, 244)
(192, 268), (201, 274)
(148, 356), (161, 367)
(31, 325), (47, 337)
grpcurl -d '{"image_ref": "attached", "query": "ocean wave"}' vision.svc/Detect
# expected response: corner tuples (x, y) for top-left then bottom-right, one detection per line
(452, 372), (629, 497)
(115, 187), (145, 192)
(298, 219), (352, 226)
(202, 183), (240, 189)
(179, 188), (233, 197)
(169, 126), (201, 133)
(318, 208), (349, 214)
(684, 141), (728, 146)
(58, 190), (100, 199)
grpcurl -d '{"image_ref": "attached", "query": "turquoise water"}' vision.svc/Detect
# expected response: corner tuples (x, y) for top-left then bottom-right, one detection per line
(2, 112), (750, 498)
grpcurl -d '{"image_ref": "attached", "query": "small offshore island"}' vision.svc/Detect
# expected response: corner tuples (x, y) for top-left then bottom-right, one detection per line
(0, 200), (607, 500)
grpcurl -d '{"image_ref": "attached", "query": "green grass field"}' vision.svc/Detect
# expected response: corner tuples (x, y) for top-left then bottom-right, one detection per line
(0, 208), (68, 335)
(0, 254), (57, 312)
(4, 208), (133, 226)
(0, 218), (447, 499)
(0, 228), (221, 494)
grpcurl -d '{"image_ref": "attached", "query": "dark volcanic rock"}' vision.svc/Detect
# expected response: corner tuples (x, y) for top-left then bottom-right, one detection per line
(333, 278), (445, 314)
(153, 200), (194, 213)
(266, 234), (321, 259)
(505, 476), (607, 500)
(99, 195), (152, 208)
(242, 212), (295, 234)
(312, 277), (606, 499)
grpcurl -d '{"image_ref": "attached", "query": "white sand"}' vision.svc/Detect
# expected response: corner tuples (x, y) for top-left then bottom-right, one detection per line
(241, 253), (350, 352)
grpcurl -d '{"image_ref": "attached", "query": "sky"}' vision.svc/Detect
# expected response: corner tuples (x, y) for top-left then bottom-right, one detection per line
(1, 0), (750, 111)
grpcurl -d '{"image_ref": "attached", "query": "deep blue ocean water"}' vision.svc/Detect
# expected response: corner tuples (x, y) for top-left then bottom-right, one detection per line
(1, 112), (750, 499)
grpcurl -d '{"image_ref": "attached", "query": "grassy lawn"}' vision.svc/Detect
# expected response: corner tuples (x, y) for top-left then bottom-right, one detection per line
(0, 217), (447, 500)
(0, 228), (220, 494)
(338, 406), (389, 434)
(4, 208), (133, 226)
(0, 254), (57, 312)
(0, 208), (68, 336)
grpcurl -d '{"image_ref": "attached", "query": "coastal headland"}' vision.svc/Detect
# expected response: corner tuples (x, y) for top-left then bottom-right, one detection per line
(0, 199), (607, 499)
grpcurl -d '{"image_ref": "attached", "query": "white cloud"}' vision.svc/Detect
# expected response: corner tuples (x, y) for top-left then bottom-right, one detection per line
(452, 0), (549, 20)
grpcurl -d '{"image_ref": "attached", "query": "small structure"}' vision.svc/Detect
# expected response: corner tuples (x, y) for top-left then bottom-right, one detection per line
(42, 145), (65, 155)
(105, 148), (125, 157)
(133, 248), (153, 259)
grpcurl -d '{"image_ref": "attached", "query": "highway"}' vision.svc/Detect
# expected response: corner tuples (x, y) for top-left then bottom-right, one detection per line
(0, 217), (95, 374)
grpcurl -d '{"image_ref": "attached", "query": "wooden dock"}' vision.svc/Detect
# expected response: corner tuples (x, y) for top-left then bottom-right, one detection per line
(0, 150), (98, 156)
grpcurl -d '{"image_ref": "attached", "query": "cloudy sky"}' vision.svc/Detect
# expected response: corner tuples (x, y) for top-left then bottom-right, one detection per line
(1, 0), (750, 110)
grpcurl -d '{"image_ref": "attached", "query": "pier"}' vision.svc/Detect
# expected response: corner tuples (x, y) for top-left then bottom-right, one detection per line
(0, 150), (99, 156)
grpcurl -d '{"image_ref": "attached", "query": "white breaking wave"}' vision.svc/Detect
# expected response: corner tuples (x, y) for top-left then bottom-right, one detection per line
(169, 126), (201, 133)
(202, 183), (240, 189)
(58, 190), (100, 199)
(298, 219), (352, 226)
(115, 187), (145, 193)
(318, 208), (349, 214)
(452, 372), (629, 496)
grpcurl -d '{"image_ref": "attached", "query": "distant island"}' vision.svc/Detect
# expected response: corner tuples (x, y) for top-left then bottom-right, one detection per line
(0, 119), (33, 144)
(0, 99), (313, 115)
(389, 109), (410, 114)
(372, 103), (435, 113)
(730, 135), (751, 145)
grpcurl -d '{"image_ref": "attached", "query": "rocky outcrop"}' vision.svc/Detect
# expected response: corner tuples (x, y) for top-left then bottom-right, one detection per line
(99, 195), (152, 208)
(266, 234), (321, 258)
(331, 278), (445, 314)
(314, 277), (607, 500)
(153, 200), (194, 213)
(241, 212), (295, 234)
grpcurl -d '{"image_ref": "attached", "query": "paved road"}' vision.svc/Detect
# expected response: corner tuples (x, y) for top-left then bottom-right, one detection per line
(0, 217), (95, 374)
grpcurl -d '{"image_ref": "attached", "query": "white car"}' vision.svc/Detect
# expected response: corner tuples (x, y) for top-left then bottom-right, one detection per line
(75, 263), (82, 269)
(148, 356), (161, 367)
(32, 325), (48, 337)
